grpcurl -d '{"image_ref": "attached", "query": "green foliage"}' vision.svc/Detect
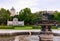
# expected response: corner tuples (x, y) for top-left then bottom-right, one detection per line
(19, 8), (32, 25)
(19, 8), (42, 25)
(54, 12), (60, 22)
(0, 26), (14, 29)
(51, 26), (58, 29)
(14, 26), (32, 30)
(48, 14), (55, 20)
(8, 15), (19, 21)
(32, 25), (41, 29)
(0, 8), (11, 25)
(0, 7), (60, 26)
(8, 16), (14, 21)
(30, 14), (42, 24)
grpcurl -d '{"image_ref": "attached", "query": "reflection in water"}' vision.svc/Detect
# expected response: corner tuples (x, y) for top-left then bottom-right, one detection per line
(0, 37), (15, 41)
(53, 36), (60, 41)
(28, 36), (60, 41)
(15, 35), (60, 41)
(26, 36), (60, 41)
(14, 35), (39, 41)
(0, 36), (60, 41)
(26, 35), (39, 41)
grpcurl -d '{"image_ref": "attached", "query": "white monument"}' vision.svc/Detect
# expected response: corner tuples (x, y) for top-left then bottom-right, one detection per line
(7, 18), (24, 26)
(10, 7), (18, 16)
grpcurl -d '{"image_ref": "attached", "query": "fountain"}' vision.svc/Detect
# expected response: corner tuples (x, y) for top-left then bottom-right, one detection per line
(0, 12), (60, 41)
(37, 12), (58, 41)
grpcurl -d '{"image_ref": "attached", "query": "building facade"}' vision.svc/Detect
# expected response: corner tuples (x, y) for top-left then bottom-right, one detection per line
(10, 7), (18, 16)
(7, 18), (24, 26)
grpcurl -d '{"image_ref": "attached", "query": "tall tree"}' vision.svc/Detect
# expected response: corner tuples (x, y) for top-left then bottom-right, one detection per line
(19, 8), (32, 25)
(48, 14), (55, 20)
(0, 8), (11, 25)
(54, 12), (60, 22)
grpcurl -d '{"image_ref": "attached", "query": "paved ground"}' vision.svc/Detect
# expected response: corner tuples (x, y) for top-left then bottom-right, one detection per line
(0, 30), (41, 33)
(0, 30), (60, 33)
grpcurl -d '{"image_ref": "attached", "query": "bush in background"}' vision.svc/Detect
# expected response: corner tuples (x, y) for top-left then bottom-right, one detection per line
(32, 25), (41, 29)
(0, 26), (14, 29)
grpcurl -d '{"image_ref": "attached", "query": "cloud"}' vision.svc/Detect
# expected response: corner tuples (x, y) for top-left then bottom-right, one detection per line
(0, 0), (38, 12)
(0, 0), (60, 13)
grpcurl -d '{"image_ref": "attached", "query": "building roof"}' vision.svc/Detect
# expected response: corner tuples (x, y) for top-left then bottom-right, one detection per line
(11, 7), (15, 10)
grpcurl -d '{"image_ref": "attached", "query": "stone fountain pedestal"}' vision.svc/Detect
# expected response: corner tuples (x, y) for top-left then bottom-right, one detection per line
(39, 31), (54, 41)
(39, 25), (54, 41)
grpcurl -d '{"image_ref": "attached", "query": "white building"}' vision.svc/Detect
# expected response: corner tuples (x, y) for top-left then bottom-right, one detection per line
(8, 7), (24, 26)
(7, 18), (24, 26)
(10, 7), (18, 16)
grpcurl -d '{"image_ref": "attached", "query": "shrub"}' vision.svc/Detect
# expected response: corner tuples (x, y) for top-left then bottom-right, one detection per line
(32, 25), (41, 29)
(51, 26), (58, 29)
(0, 26), (14, 29)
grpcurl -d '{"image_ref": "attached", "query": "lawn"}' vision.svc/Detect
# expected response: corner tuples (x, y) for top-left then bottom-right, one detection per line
(14, 26), (33, 30)
(0, 25), (41, 30)
(0, 25), (58, 30)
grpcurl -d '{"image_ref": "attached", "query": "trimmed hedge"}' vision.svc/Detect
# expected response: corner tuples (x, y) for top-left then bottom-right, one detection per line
(51, 26), (58, 29)
(32, 25), (41, 29)
(32, 26), (58, 29)
(12, 25), (25, 27)
(0, 26), (14, 29)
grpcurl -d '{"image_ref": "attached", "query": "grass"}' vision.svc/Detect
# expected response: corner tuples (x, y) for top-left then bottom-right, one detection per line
(14, 26), (40, 30)
(14, 26), (33, 30)
(0, 25), (41, 30)
(0, 25), (58, 30)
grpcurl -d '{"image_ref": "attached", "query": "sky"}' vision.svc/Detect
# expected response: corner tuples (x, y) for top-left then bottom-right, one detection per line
(0, 0), (60, 13)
